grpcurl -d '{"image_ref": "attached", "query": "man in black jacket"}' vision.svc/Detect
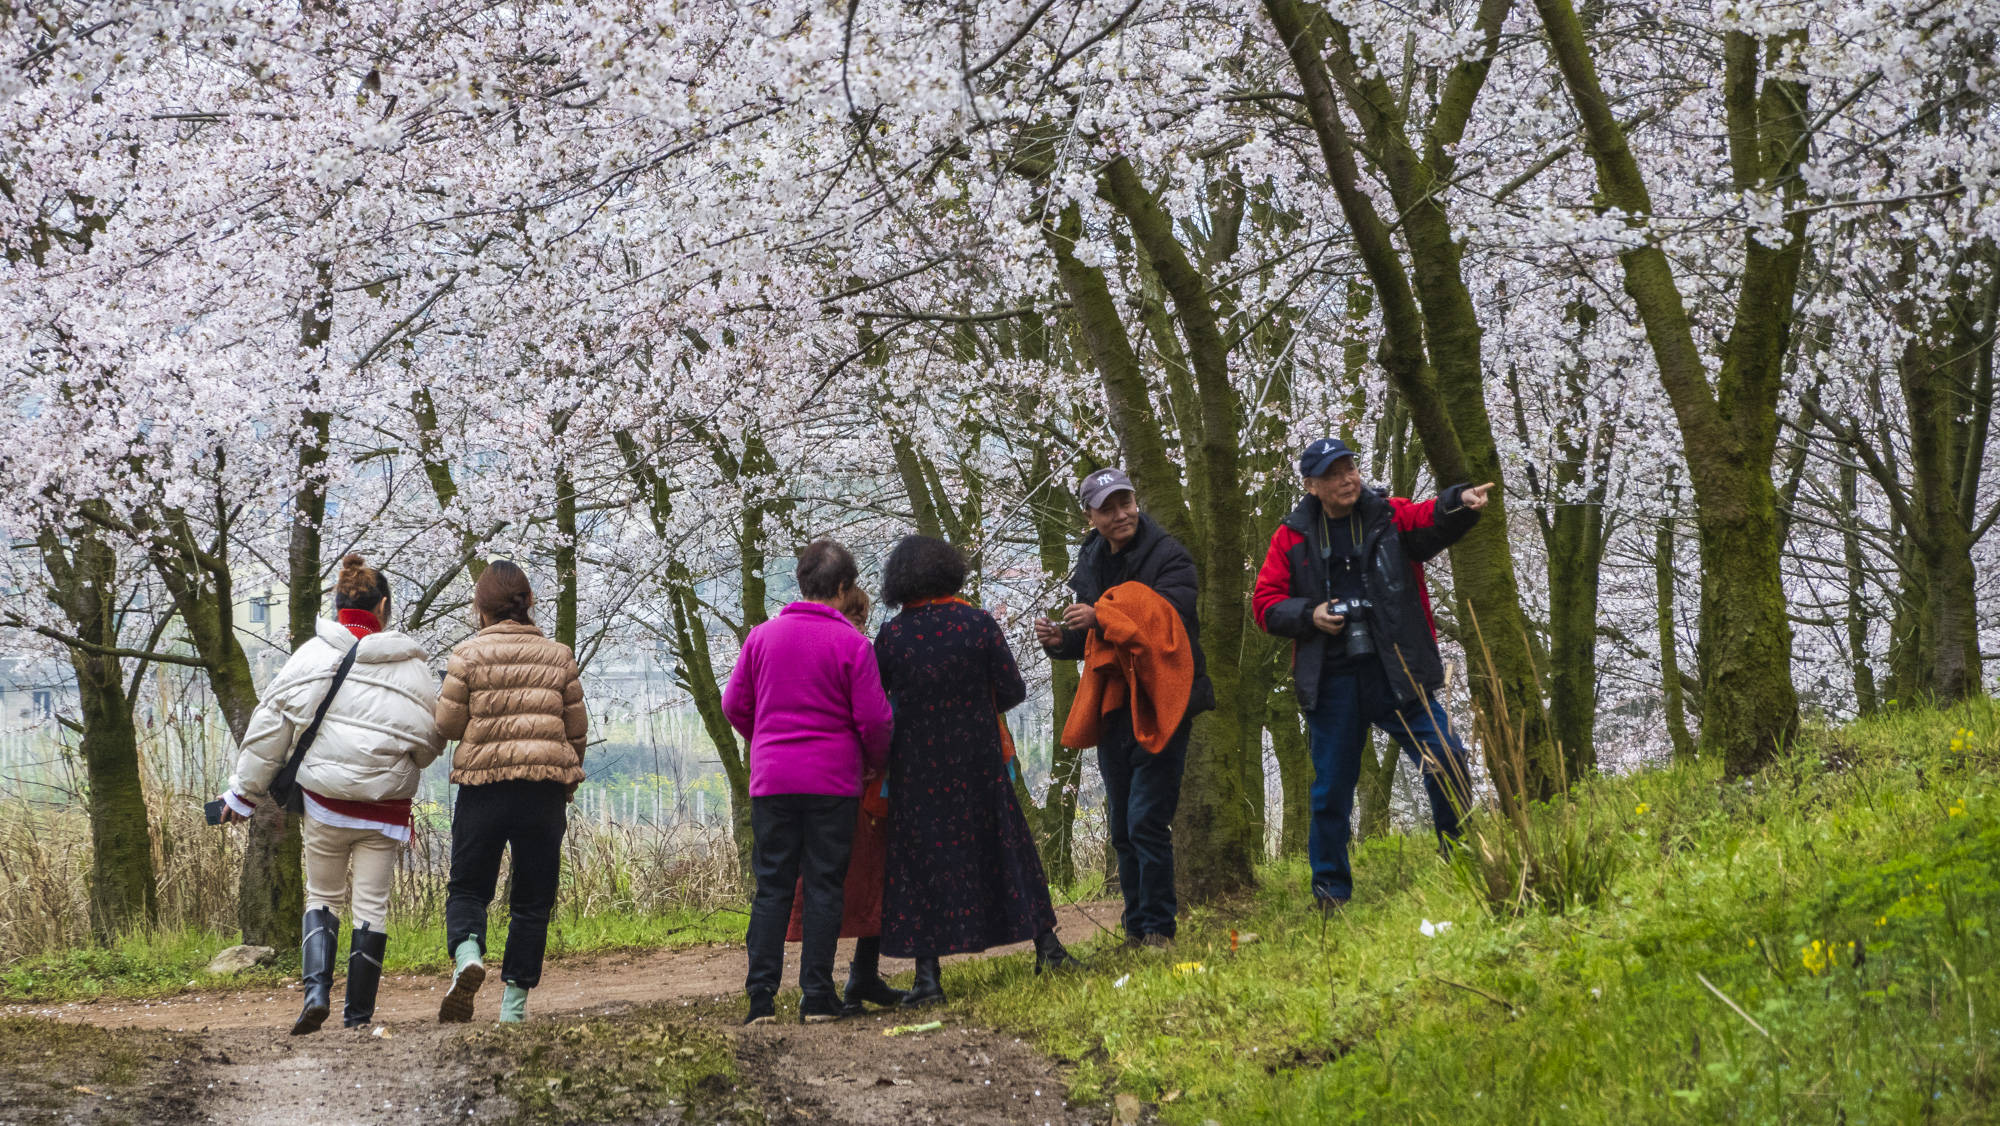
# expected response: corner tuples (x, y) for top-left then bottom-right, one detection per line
(1252, 438), (1490, 909)
(1034, 468), (1214, 949)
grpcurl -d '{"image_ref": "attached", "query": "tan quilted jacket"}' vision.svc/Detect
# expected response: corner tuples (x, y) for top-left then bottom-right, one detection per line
(437, 621), (587, 786)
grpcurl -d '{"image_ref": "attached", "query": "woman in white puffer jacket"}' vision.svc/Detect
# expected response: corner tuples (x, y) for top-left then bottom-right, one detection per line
(217, 554), (445, 1035)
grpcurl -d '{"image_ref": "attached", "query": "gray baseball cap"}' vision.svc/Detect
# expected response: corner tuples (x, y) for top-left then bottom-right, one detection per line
(1078, 467), (1135, 510)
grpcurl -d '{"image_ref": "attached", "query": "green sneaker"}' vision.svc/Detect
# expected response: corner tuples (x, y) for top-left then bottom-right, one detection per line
(499, 984), (529, 1024)
(439, 938), (485, 1023)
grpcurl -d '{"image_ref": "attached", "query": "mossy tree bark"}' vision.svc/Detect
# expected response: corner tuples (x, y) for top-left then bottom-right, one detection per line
(1266, 0), (1561, 796)
(1838, 461), (1879, 716)
(40, 519), (158, 941)
(1041, 176), (1258, 899)
(615, 430), (754, 879)
(1532, 0), (1808, 774)
(1654, 509), (1698, 763)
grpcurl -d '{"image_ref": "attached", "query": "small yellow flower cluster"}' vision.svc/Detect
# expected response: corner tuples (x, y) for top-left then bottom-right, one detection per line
(1634, 802), (1650, 815)
(1949, 727), (1974, 752)
(1947, 799), (1967, 818)
(1800, 939), (1855, 976)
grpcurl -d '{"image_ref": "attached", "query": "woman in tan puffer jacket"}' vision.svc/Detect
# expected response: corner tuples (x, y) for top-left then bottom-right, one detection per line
(434, 560), (586, 1024)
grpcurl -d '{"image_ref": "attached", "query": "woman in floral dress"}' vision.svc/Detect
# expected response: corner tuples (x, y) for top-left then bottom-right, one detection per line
(874, 535), (1071, 1006)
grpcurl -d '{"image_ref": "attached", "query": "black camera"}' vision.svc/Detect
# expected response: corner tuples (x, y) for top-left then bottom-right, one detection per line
(1325, 598), (1375, 657)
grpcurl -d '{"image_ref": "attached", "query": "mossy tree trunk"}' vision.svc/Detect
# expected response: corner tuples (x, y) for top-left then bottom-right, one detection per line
(1838, 460), (1879, 716)
(1654, 509), (1698, 763)
(1042, 177), (1258, 900)
(615, 430), (755, 879)
(1267, 0), (1561, 796)
(1532, 1), (1809, 775)
(40, 520), (158, 941)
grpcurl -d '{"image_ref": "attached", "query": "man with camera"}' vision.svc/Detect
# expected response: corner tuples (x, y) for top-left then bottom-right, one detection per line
(1252, 437), (1491, 910)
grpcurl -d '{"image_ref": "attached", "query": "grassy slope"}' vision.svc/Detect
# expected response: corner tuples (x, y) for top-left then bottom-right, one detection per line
(0, 906), (743, 1003)
(944, 700), (2000, 1125)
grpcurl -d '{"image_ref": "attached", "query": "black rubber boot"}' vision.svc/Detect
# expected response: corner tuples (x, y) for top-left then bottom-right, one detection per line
(1032, 928), (1075, 975)
(342, 925), (388, 1028)
(842, 937), (908, 1014)
(899, 956), (944, 1008)
(291, 908), (338, 1036)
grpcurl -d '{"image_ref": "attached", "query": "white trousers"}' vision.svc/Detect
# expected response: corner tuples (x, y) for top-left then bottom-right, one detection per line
(302, 816), (401, 930)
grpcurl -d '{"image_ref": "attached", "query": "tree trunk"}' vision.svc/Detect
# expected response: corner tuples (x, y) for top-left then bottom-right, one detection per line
(554, 461), (579, 653)
(1025, 445), (1084, 886)
(1839, 461), (1878, 716)
(238, 265), (334, 949)
(1354, 734), (1399, 841)
(1096, 158), (1258, 901)
(1532, 0), (1806, 775)
(1268, 683), (1311, 856)
(1266, 0), (1560, 795)
(1655, 515), (1698, 763)
(42, 526), (158, 940)
(1544, 497), (1605, 776)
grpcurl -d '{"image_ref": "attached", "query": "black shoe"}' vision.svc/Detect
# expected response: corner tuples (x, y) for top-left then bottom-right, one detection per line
(743, 990), (777, 1026)
(800, 992), (844, 1024)
(900, 956), (944, 1008)
(342, 925), (388, 1028)
(841, 937), (908, 1013)
(291, 908), (339, 1036)
(1032, 928), (1076, 975)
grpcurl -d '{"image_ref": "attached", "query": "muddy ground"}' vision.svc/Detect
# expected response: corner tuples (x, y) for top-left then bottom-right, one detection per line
(0, 901), (1125, 1125)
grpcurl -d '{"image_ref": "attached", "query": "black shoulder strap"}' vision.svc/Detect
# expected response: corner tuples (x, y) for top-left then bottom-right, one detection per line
(271, 642), (361, 809)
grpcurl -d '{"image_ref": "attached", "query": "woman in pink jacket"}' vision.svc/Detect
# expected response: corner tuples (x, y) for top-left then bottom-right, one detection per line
(723, 539), (893, 1026)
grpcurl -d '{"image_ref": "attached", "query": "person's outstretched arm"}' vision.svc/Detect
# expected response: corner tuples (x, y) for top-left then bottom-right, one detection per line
(1397, 483), (1486, 562)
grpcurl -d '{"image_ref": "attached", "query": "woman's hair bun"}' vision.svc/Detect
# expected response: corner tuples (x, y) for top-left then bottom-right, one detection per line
(334, 553), (390, 610)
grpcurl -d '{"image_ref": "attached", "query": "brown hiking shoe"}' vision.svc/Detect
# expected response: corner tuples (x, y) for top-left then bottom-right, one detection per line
(437, 961), (484, 1024)
(1140, 934), (1173, 953)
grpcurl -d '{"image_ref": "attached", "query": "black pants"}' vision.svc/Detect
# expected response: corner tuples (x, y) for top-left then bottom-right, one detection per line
(445, 780), (568, 989)
(1098, 709), (1189, 940)
(745, 794), (856, 1001)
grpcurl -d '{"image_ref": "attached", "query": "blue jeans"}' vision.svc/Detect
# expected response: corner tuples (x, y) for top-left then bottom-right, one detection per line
(1097, 709), (1188, 939)
(1302, 661), (1470, 901)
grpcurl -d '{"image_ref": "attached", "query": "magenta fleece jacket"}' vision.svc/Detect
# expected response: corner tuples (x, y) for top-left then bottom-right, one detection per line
(723, 601), (893, 798)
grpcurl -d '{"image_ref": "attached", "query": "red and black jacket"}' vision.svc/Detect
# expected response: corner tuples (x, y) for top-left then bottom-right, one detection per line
(1252, 485), (1478, 710)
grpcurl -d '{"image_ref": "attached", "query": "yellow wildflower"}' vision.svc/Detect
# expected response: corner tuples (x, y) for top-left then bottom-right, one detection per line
(1948, 800), (1967, 819)
(1635, 802), (1650, 815)
(1801, 940), (1829, 976)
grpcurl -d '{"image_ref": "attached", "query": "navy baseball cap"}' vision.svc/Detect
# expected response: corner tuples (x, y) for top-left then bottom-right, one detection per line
(1078, 467), (1135, 510)
(1299, 437), (1359, 477)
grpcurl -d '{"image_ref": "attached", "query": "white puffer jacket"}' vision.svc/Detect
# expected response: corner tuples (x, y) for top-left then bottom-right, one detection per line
(228, 618), (446, 804)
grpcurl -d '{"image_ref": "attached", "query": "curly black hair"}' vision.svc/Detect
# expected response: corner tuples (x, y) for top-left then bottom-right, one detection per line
(879, 535), (968, 609)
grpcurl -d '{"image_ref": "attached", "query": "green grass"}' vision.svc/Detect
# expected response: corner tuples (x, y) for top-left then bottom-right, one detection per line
(939, 698), (2000, 1125)
(0, 905), (744, 1003)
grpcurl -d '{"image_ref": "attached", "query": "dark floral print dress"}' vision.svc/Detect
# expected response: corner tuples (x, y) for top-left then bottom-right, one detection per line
(876, 600), (1058, 958)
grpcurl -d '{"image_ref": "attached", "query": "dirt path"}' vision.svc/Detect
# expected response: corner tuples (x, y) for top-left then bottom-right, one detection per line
(741, 1008), (1093, 1126)
(10, 900), (1121, 1033)
(8, 900), (1123, 1125)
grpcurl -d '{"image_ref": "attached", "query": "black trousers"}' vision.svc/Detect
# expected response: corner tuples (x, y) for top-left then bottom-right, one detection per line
(1098, 709), (1189, 940)
(745, 794), (857, 1001)
(445, 780), (568, 989)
